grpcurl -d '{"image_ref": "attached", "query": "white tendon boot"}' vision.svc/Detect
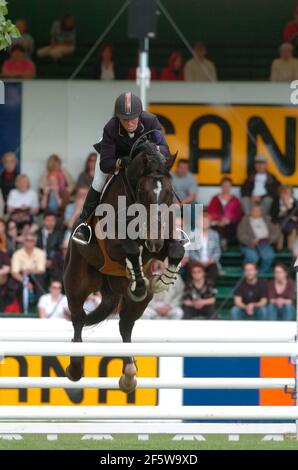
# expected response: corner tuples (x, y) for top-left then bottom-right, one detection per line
(150, 257), (181, 294)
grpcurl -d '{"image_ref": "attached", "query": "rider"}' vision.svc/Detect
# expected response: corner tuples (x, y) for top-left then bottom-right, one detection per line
(72, 91), (170, 245)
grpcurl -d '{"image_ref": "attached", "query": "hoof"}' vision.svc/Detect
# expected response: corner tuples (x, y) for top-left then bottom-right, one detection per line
(66, 364), (83, 382)
(119, 363), (137, 393)
(127, 278), (149, 302)
(150, 276), (170, 294)
(119, 375), (137, 393)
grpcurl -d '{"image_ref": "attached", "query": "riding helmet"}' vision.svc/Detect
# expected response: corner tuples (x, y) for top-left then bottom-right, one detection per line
(114, 92), (143, 120)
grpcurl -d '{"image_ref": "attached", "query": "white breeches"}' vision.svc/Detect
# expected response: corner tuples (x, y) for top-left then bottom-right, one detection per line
(91, 155), (106, 192)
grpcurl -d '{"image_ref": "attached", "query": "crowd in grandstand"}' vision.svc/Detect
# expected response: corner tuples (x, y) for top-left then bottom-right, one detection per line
(2, 9), (298, 81)
(0, 149), (297, 321)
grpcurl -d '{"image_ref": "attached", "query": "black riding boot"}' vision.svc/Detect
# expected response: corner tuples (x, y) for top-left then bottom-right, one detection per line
(72, 186), (100, 245)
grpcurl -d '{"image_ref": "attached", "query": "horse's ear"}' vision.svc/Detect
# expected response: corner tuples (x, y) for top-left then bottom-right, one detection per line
(166, 151), (178, 170)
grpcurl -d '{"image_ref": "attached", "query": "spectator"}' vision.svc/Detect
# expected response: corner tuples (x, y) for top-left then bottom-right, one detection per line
(160, 51), (184, 81)
(11, 18), (34, 56)
(271, 185), (298, 250)
(50, 238), (69, 285)
(207, 177), (242, 248)
(189, 211), (221, 284)
(39, 154), (75, 196)
(7, 174), (39, 229)
(143, 261), (184, 320)
(11, 234), (46, 307)
(171, 159), (198, 205)
(230, 263), (267, 320)
(1, 44), (36, 79)
(38, 280), (68, 319)
(267, 263), (295, 321)
(182, 262), (216, 319)
(6, 220), (22, 256)
(184, 41), (217, 82)
(0, 152), (18, 204)
(93, 44), (117, 80)
(36, 212), (63, 272)
(37, 13), (76, 60)
(241, 155), (280, 215)
(0, 233), (11, 310)
(0, 190), (4, 218)
(270, 43), (298, 82)
(283, 6), (298, 55)
(64, 186), (89, 231)
(237, 204), (279, 273)
(40, 174), (69, 217)
(76, 152), (98, 188)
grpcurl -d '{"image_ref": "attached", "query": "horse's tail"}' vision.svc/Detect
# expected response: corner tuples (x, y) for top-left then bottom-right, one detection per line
(84, 293), (121, 326)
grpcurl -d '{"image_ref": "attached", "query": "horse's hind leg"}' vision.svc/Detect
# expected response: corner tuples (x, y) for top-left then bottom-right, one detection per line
(118, 297), (149, 393)
(65, 298), (86, 381)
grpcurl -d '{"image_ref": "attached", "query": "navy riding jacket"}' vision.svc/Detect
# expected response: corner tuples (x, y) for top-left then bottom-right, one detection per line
(94, 111), (169, 174)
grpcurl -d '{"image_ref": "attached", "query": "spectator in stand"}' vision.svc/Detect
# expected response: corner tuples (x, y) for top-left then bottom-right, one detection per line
(0, 152), (18, 204)
(160, 51), (184, 81)
(40, 174), (69, 217)
(171, 159), (198, 205)
(11, 234), (46, 306)
(207, 177), (242, 248)
(270, 185), (298, 250)
(37, 13), (76, 60)
(83, 292), (102, 315)
(143, 261), (184, 320)
(184, 41), (217, 82)
(39, 154), (75, 196)
(1, 44), (36, 79)
(0, 190), (4, 218)
(93, 44), (117, 80)
(283, 7), (298, 56)
(36, 212), (63, 275)
(237, 204), (279, 273)
(64, 186), (89, 232)
(6, 220), (22, 256)
(51, 238), (69, 285)
(7, 174), (39, 229)
(189, 211), (221, 284)
(76, 152), (98, 188)
(270, 43), (298, 82)
(37, 280), (68, 319)
(182, 262), (216, 320)
(241, 155), (280, 215)
(0, 230), (11, 311)
(266, 263), (295, 321)
(230, 262), (267, 320)
(11, 18), (34, 56)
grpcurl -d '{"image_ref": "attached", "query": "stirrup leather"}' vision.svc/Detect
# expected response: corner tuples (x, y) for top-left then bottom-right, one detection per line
(72, 222), (92, 246)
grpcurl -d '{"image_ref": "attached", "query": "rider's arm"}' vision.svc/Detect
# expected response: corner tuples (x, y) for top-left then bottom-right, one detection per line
(99, 126), (118, 174)
(150, 116), (170, 157)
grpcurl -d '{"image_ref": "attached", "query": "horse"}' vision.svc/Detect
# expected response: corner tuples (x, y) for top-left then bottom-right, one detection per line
(63, 141), (185, 393)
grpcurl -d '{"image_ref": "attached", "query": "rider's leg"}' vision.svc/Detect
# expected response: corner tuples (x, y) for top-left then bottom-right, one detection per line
(72, 155), (105, 245)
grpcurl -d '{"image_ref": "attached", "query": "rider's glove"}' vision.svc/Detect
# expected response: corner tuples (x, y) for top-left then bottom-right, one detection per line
(119, 156), (130, 169)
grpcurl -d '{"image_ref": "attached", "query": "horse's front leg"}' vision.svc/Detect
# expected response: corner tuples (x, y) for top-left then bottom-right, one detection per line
(123, 239), (148, 302)
(150, 240), (185, 293)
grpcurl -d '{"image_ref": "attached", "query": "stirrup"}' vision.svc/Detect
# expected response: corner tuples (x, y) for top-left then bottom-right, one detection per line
(72, 222), (92, 246)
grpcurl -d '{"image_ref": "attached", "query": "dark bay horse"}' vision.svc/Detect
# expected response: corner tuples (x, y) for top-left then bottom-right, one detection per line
(63, 142), (185, 392)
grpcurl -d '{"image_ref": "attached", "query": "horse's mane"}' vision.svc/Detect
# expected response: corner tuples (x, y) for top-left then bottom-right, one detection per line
(130, 141), (171, 177)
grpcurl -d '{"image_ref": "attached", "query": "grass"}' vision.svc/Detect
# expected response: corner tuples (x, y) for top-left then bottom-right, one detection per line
(0, 434), (298, 450)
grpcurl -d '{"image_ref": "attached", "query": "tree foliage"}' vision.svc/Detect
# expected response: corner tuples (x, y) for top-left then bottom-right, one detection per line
(0, 0), (20, 51)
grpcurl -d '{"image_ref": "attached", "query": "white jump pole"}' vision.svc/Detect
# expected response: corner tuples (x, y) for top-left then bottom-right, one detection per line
(1, 341), (298, 357)
(0, 377), (294, 390)
(0, 406), (298, 420)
